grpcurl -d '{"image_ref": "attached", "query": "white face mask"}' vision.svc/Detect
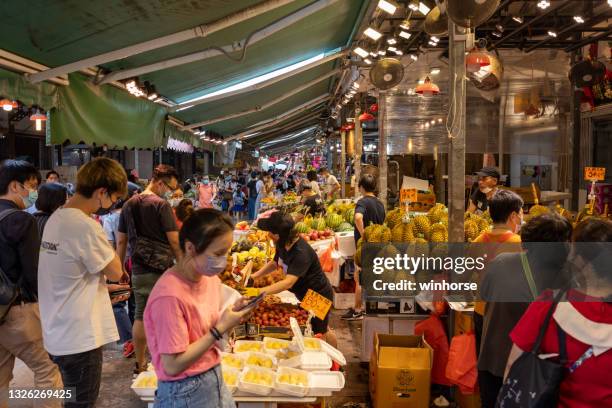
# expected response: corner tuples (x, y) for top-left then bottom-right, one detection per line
(481, 186), (493, 194)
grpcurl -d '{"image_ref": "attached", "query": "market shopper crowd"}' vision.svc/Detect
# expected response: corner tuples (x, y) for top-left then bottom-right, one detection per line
(0, 157), (611, 408)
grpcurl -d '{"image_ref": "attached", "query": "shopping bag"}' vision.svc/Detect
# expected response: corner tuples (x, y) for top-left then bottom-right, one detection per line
(415, 314), (451, 386)
(319, 243), (334, 273)
(446, 332), (478, 394)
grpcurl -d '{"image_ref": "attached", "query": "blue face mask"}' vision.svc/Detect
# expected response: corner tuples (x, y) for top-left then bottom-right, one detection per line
(193, 254), (228, 277)
(202, 179), (210, 185)
(20, 184), (37, 209)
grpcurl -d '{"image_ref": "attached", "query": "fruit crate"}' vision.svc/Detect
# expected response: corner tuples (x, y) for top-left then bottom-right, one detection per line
(238, 366), (276, 396)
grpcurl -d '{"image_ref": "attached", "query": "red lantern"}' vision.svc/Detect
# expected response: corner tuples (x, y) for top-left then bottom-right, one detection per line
(359, 112), (375, 122)
(415, 77), (440, 97)
(369, 103), (379, 113)
(345, 122), (355, 130)
(466, 49), (491, 73)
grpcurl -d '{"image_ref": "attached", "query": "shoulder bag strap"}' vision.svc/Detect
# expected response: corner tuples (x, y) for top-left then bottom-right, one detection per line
(520, 252), (539, 300)
(531, 289), (566, 354)
(556, 321), (568, 365)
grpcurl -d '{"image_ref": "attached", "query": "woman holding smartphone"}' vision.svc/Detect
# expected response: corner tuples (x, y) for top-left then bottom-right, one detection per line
(144, 209), (255, 408)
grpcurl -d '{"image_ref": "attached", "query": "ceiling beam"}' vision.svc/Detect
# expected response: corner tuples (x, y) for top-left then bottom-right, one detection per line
(490, 0), (574, 49)
(184, 69), (339, 129)
(226, 94), (330, 142)
(173, 49), (346, 112)
(565, 28), (612, 52)
(98, 0), (341, 85)
(26, 0), (297, 84)
(249, 113), (324, 144)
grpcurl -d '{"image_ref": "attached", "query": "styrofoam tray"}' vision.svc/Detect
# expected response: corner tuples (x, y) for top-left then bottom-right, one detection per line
(131, 371), (157, 398)
(244, 351), (277, 370)
(274, 367), (310, 397)
(278, 351), (332, 371)
(307, 371), (345, 396)
(238, 367), (275, 396)
(221, 352), (245, 370)
(263, 337), (291, 355)
(220, 366), (240, 395)
(320, 339), (347, 366)
(233, 340), (263, 354)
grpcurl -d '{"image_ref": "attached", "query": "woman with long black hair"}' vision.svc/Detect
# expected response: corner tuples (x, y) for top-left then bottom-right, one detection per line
(252, 211), (337, 347)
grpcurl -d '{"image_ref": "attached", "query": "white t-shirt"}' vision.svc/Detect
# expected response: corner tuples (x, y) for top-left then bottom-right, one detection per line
(38, 208), (119, 356)
(256, 180), (265, 198)
(326, 174), (339, 195)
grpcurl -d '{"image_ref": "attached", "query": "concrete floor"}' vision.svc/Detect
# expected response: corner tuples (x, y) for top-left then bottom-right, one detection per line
(9, 311), (370, 408)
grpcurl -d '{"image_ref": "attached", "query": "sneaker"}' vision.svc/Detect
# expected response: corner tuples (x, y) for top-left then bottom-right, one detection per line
(340, 308), (356, 320)
(123, 340), (135, 358)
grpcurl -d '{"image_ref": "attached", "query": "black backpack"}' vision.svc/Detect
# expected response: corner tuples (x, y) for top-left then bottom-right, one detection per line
(0, 209), (23, 324)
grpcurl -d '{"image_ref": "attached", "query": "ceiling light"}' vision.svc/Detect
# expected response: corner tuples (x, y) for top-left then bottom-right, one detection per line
(399, 31), (412, 40)
(430, 119), (436, 125)
(1, 99), (16, 112)
(353, 47), (369, 58)
(377, 0), (397, 15)
(353, 81), (360, 89)
(492, 31), (502, 38)
(425, 122), (430, 128)
(512, 16), (524, 24)
(408, 1), (419, 11)
(387, 38), (397, 45)
(418, 2), (431, 15)
(364, 58), (372, 65)
(378, 50), (386, 56)
(336, 104), (341, 109)
(394, 50), (403, 55)
(537, 0), (550, 9)
(495, 24), (504, 33)
(364, 27), (383, 41)
(399, 18), (410, 30)
(147, 93), (158, 100)
(330, 146), (335, 151)
(336, 143), (341, 148)
(388, 46), (397, 52)
(223, 141), (227, 145)
(316, 138), (321, 143)
(573, 16), (584, 23)
(438, 118), (443, 123)
(431, 36), (440, 43)
(418, 79), (425, 85)
(429, 40), (437, 46)
(415, 76), (440, 97)
(410, 54), (418, 61)
(548, 30), (557, 37)
(370, 52), (378, 57)
(430, 67), (441, 75)
(30, 111), (47, 131)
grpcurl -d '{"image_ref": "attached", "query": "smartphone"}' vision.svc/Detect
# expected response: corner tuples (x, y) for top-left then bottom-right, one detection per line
(110, 289), (132, 298)
(234, 292), (266, 312)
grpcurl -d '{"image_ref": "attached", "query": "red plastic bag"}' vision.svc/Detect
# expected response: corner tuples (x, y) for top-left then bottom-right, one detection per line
(415, 315), (451, 386)
(445, 332), (478, 394)
(318, 242), (334, 273)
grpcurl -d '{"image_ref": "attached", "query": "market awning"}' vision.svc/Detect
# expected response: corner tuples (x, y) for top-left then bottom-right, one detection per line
(0, 0), (367, 147)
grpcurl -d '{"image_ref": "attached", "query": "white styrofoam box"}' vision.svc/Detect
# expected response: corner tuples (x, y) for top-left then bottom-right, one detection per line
(220, 366), (240, 395)
(238, 367), (276, 396)
(278, 351), (332, 371)
(243, 351), (277, 370)
(307, 371), (345, 396)
(360, 316), (390, 362)
(131, 371), (157, 398)
(333, 291), (354, 310)
(335, 231), (356, 257)
(233, 340), (263, 354)
(262, 337), (291, 356)
(221, 352), (246, 370)
(320, 339), (347, 366)
(274, 367), (310, 397)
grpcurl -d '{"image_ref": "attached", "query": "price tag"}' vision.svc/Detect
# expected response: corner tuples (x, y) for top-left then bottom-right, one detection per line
(300, 289), (332, 320)
(584, 167), (606, 181)
(400, 188), (417, 203)
(244, 287), (259, 297)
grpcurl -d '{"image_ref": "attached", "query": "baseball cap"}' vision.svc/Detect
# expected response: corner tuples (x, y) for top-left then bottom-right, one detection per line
(475, 167), (500, 180)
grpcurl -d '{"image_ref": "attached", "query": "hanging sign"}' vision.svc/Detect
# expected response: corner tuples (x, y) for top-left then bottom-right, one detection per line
(400, 188), (418, 203)
(584, 167), (606, 181)
(300, 289), (332, 320)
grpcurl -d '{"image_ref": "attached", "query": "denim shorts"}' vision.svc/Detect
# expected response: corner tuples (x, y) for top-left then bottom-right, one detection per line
(154, 365), (235, 408)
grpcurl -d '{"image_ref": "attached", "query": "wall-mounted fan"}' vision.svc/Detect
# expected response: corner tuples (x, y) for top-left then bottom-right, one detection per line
(369, 58), (404, 90)
(569, 59), (606, 87)
(446, 0), (500, 28)
(424, 1), (448, 36)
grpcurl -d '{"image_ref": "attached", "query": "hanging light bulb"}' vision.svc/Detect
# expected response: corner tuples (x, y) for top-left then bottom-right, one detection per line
(415, 77), (440, 97)
(1, 99), (17, 112)
(30, 111), (47, 131)
(537, 0), (550, 9)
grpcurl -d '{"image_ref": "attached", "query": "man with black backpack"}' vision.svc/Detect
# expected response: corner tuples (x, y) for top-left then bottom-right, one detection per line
(116, 164), (181, 374)
(0, 160), (62, 408)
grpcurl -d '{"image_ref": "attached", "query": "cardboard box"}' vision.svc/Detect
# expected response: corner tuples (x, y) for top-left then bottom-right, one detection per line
(370, 334), (433, 408)
(333, 291), (354, 310)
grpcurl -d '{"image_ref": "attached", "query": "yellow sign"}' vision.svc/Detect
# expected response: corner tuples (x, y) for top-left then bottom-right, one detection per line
(400, 188), (418, 203)
(584, 167), (606, 181)
(300, 289), (332, 320)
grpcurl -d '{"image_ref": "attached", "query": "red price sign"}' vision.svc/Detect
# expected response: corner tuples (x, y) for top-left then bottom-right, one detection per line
(300, 289), (332, 320)
(400, 188), (417, 203)
(584, 167), (606, 181)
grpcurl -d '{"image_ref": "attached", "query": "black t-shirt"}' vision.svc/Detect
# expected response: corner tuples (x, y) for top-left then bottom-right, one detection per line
(354, 195), (385, 243)
(247, 180), (258, 198)
(274, 238), (333, 301)
(470, 188), (488, 214)
(303, 194), (325, 216)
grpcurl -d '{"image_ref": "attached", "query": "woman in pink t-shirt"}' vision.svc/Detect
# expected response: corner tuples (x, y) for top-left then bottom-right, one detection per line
(197, 176), (216, 209)
(144, 209), (254, 408)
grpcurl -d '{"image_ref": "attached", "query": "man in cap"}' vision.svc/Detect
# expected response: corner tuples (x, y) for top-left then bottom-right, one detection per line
(467, 167), (500, 215)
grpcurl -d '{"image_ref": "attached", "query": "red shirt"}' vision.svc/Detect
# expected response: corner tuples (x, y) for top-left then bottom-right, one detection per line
(510, 289), (612, 408)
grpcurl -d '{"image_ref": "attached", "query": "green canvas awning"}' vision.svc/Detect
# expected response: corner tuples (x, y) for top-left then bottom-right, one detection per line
(0, 68), (58, 110)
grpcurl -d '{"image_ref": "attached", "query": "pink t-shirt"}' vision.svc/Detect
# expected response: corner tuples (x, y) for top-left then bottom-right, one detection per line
(144, 269), (221, 381)
(198, 184), (215, 208)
